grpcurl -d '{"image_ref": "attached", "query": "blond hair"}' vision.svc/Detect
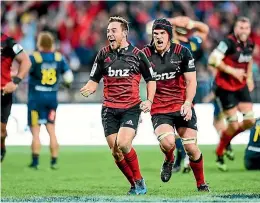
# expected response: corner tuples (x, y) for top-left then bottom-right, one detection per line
(37, 31), (55, 51)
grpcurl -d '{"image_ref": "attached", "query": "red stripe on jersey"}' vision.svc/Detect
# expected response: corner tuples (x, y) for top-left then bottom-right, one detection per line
(147, 47), (152, 56)
(102, 46), (110, 54)
(178, 44), (182, 54)
(132, 47), (138, 55)
(132, 47), (140, 55)
(143, 47), (151, 57)
(143, 48), (148, 57)
(173, 44), (179, 54)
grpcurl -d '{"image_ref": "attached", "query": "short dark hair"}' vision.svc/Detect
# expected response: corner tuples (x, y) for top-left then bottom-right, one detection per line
(108, 16), (129, 32)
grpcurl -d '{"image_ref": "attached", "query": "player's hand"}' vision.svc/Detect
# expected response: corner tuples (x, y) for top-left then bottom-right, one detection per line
(80, 84), (94, 97)
(173, 16), (190, 27)
(232, 69), (247, 83)
(2, 81), (18, 95)
(247, 80), (254, 92)
(140, 100), (152, 113)
(181, 101), (192, 121)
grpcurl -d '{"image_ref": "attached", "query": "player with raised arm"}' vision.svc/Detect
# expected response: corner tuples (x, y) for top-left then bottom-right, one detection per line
(142, 18), (209, 191)
(208, 17), (255, 171)
(1, 33), (31, 162)
(80, 16), (156, 195)
(168, 16), (209, 173)
(28, 31), (74, 169)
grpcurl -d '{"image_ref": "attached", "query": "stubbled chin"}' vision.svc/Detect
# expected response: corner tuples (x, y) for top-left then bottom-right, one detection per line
(240, 34), (248, 42)
(110, 42), (117, 49)
(155, 45), (165, 50)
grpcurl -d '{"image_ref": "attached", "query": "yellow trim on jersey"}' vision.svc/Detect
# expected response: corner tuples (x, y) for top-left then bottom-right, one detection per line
(172, 39), (180, 44)
(54, 52), (62, 62)
(190, 41), (197, 52)
(31, 110), (39, 126)
(253, 126), (260, 142)
(33, 51), (43, 63)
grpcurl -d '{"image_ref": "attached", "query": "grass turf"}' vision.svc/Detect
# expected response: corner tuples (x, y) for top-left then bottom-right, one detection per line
(1, 145), (260, 202)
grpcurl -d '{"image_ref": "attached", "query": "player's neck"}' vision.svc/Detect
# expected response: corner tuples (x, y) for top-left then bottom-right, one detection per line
(119, 39), (129, 50)
(38, 47), (54, 52)
(157, 42), (171, 56)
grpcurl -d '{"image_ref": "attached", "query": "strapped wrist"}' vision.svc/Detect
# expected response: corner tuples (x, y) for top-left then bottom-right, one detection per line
(187, 20), (195, 29)
(184, 101), (192, 107)
(147, 99), (153, 104)
(12, 76), (22, 85)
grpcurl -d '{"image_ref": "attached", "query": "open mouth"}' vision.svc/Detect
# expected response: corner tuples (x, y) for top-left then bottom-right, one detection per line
(109, 39), (116, 44)
(157, 40), (163, 45)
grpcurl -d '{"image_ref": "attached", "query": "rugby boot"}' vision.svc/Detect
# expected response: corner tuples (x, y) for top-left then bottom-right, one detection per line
(28, 163), (39, 170)
(224, 144), (235, 161)
(127, 186), (137, 195)
(198, 183), (210, 192)
(161, 160), (174, 182)
(135, 178), (147, 195)
(216, 155), (227, 171)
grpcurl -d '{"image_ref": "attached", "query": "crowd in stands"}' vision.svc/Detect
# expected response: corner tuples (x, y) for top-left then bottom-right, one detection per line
(2, 1), (260, 103)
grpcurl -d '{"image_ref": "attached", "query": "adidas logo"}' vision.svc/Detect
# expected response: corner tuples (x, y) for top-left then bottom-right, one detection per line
(125, 120), (133, 126)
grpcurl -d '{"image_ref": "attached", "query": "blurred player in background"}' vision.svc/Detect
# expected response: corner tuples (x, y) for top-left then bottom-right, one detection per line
(80, 16), (156, 195)
(1, 33), (31, 162)
(168, 16), (209, 173)
(244, 118), (260, 170)
(142, 18), (209, 191)
(208, 16), (255, 171)
(28, 31), (74, 169)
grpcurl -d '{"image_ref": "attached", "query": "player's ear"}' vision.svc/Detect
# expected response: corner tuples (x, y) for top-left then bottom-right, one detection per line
(123, 30), (127, 38)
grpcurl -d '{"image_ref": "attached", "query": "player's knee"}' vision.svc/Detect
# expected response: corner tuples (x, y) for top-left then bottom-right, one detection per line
(182, 137), (199, 157)
(157, 132), (175, 143)
(117, 141), (131, 154)
(1, 127), (7, 138)
(226, 114), (238, 125)
(226, 115), (239, 131)
(242, 111), (255, 128)
(112, 148), (123, 161)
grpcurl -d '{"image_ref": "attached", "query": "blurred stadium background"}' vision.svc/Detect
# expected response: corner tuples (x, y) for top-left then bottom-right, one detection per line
(1, 1), (260, 104)
(2, 1), (260, 202)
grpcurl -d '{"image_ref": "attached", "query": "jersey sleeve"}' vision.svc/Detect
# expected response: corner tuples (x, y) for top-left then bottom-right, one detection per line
(216, 38), (234, 55)
(181, 47), (196, 73)
(89, 50), (104, 83)
(190, 36), (202, 52)
(138, 51), (155, 82)
(60, 56), (70, 73)
(6, 37), (23, 58)
(7, 38), (23, 57)
(29, 55), (36, 73)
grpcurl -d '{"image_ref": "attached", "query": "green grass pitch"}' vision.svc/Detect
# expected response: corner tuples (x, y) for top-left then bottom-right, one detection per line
(1, 145), (260, 202)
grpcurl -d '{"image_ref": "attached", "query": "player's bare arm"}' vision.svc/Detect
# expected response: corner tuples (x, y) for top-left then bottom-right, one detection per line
(138, 51), (156, 113)
(80, 80), (99, 97)
(81, 47), (103, 97)
(181, 71), (197, 121)
(168, 16), (209, 41)
(247, 59), (254, 92)
(141, 80), (156, 113)
(3, 51), (31, 95)
(208, 47), (246, 82)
